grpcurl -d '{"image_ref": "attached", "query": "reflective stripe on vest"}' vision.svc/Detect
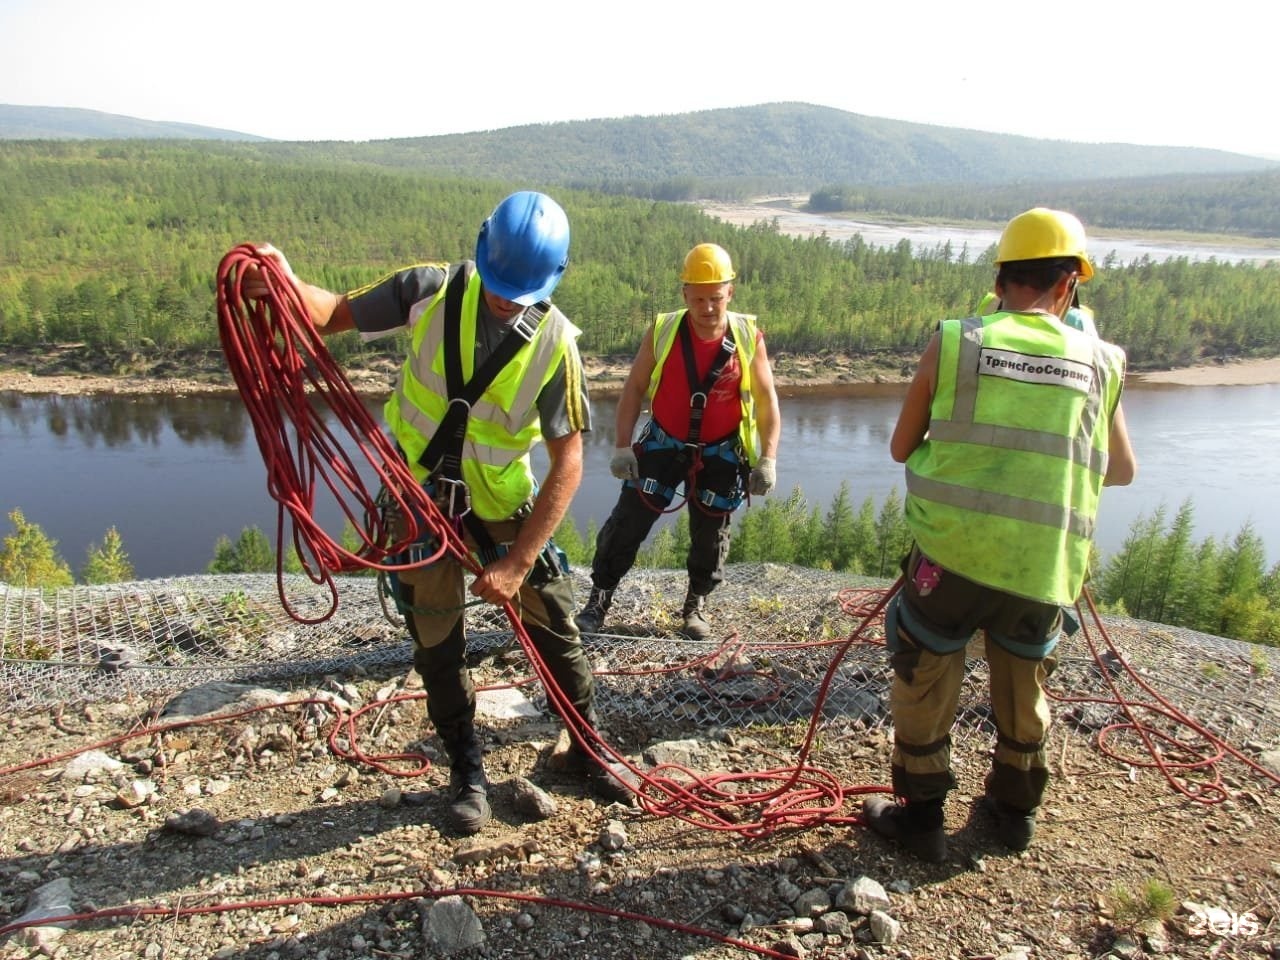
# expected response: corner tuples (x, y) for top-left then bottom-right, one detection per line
(383, 264), (574, 519)
(904, 312), (1127, 605)
(647, 310), (761, 462)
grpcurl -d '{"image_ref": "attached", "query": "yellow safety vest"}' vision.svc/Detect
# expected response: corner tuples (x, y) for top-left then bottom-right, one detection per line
(646, 310), (762, 463)
(383, 265), (577, 520)
(904, 311), (1127, 605)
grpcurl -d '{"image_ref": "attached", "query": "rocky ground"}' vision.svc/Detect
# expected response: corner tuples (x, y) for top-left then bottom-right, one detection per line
(1, 630), (1279, 960)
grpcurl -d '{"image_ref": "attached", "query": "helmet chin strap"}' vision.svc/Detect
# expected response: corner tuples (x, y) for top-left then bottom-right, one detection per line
(1057, 275), (1080, 321)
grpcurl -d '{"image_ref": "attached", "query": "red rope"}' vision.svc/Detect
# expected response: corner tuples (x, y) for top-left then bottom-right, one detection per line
(1052, 587), (1280, 802)
(215, 244), (469, 623)
(0, 887), (801, 957)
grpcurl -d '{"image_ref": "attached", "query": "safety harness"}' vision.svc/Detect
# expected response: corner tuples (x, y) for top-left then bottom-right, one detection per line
(413, 267), (547, 566)
(626, 317), (749, 515)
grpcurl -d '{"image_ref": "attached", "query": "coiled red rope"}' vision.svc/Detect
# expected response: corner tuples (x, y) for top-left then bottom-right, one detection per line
(216, 244), (463, 622)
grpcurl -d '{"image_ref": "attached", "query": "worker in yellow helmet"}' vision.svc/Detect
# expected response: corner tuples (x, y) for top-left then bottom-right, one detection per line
(864, 208), (1137, 862)
(575, 242), (782, 641)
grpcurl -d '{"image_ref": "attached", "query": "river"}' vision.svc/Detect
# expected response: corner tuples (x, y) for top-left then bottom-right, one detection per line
(700, 201), (1280, 266)
(2, 382), (1276, 580)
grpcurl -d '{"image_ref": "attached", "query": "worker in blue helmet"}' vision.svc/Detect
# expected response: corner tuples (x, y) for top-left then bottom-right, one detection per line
(241, 191), (637, 835)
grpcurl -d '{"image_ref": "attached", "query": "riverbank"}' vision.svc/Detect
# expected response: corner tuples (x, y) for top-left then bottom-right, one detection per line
(0, 348), (1276, 396)
(0, 347), (915, 397)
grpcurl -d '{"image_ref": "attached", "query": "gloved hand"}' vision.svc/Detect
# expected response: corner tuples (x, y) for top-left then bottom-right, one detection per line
(748, 457), (776, 496)
(609, 447), (639, 480)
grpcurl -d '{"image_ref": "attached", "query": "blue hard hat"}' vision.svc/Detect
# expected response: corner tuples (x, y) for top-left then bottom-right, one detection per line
(475, 191), (570, 306)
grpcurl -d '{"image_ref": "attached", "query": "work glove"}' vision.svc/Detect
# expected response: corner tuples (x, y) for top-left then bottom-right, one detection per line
(748, 457), (776, 496)
(609, 447), (639, 480)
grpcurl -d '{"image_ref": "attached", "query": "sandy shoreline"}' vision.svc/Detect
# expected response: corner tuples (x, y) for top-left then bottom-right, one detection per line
(1127, 356), (1280, 386)
(0, 354), (1276, 397)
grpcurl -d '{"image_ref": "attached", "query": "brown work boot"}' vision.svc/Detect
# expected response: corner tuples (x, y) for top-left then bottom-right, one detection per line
(862, 795), (947, 863)
(984, 795), (1038, 851)
(679, 590), (712, 641)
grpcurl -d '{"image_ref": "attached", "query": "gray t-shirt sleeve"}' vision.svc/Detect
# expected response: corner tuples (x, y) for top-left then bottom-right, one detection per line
(346, 264), (450, 338)
(537, 334), (592, 440)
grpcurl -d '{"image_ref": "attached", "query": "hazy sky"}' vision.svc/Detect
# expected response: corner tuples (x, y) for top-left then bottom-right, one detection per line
(2, 0), (1276, 158)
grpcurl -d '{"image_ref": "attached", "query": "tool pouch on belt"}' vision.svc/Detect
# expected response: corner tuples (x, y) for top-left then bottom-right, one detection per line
(883, 593), (924, 684)
(526, 540), (571, 588)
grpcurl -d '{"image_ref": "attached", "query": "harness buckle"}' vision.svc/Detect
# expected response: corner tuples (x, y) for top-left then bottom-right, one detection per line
(433, 476), (472, 519)
(640, 478), (662, 495)
(510, 312), (538, 343)
(689, 391), (708, 409)
(405, 538), (439, 565)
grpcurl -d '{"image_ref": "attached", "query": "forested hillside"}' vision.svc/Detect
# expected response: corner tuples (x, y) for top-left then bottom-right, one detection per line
(0, 104), (267, 142)
(810, 168), (1280, 238)
(1, 140), (1278, 373)
(5, 102), (1273, 200)
(280, 103), (1275, 196)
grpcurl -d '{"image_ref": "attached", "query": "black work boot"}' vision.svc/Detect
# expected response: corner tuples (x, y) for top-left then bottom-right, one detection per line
(439, 723), (490, 835)
(575, 586), (613, 634)
(564, 741), (641, 807)
(862, 795), (947, 863)
(984, 796), (1038, 851)
(679, 590), (712, 641)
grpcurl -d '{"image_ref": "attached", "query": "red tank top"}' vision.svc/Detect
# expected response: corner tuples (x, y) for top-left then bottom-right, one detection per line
(651, 321), (753, 443)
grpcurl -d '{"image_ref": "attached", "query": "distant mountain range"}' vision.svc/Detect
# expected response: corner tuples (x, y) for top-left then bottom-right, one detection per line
(1, 101), (1273, 191)
(0, 104), (268, 142)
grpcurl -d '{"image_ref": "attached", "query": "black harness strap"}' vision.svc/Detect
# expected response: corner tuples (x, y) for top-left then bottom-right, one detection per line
(677, 314), (736, 450)
(415, 266), (547, 558)
(417, 266), (547, 485)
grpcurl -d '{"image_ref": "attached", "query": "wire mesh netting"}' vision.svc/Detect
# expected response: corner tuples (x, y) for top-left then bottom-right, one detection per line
(3, 564), (1279, 770)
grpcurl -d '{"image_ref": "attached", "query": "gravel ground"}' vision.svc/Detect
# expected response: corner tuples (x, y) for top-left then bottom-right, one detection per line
(2, 637), (1279, 960)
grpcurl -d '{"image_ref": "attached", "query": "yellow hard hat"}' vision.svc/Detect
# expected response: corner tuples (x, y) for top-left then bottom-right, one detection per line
(995, 208), (1095, 282)
(680, 243), (735, 284)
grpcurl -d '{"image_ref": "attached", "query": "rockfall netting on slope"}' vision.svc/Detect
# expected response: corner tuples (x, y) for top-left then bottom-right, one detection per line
(3, 564), (1279, 763)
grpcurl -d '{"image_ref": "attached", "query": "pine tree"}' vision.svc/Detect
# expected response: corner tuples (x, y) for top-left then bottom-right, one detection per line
(872, 488), (912, 579)
(81, 526), (135, 584)
(0, 509), (74, 588)
(1214, 523), (1267, 637)
(207, 526), (277, 574)
(1150, 500), (1195, 625)
(821, 482), (858, 572)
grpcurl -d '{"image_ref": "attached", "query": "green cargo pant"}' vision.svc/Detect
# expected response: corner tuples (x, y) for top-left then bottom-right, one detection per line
(395, 513), (595, 735)
(886, 547), (1061, 812)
